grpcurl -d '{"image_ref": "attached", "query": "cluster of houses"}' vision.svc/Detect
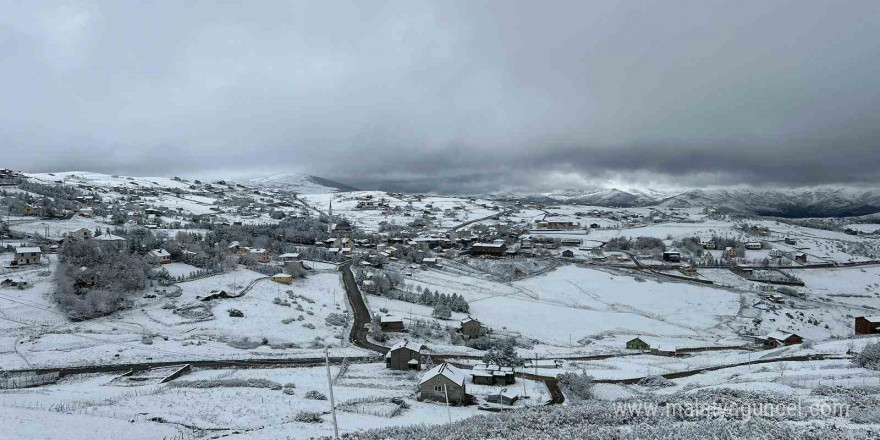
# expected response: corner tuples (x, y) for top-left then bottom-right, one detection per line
(384, 339), (520, 406)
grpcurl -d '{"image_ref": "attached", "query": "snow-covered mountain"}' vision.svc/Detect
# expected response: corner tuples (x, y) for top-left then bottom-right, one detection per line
(492, 186), (880, 217)
(492, 187), (679, 208)
(660, 187), (880, 217)
(244, 173), (358, 193)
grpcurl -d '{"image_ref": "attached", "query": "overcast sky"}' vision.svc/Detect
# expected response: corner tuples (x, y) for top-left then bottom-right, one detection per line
(2, 1), (879, 193)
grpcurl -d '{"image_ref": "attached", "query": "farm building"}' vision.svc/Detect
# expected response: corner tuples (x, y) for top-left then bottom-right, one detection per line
(855, 316), (880, 335)
(471, 242), (507, 256)
(385, 340), (426, 370)
(380, 315), (405, 332)
(486, 388), (519, 406)
(471, 363), (515, 386)
(561, 249), (574, 258)
(763, 330), (803, 347)
(745, 242), (763, 250)
(418, 363), (467, 404)
(278, 253), (301, 262)
(271, 273), (292, 285)
(560, 238), (582, 246)
(661, 251), (681, 262)
(459, 317), (485, 339)
(148, 249), (171, 264)
(794, 253), (808, 263)
(13, 247), (42, 266)
(422, 257), (438, 267)
(626, 337), (650, 350)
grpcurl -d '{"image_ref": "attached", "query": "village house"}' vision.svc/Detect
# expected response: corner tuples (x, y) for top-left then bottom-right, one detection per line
(13, 247), (42, 266)
(148, 249), (172, 264)
(75, 267), (98, 288)
(561, 249), (575, 258)
(421, 257), (438, 267)
(471, 242), (507, 257)
(418, 363), (467, 404)
(380, 315), (405, 332)
(794, 253), (808, 263)
(68, 228), (92, 240)
(385, 340), (426, 370)
(271, 273), (293, 285)
(249, 248), (270, 263)
(93, 233), (127, 251)
(855, 316), (880, 335)
(278, 252), (301, 262)
(763, 330), (803, 347)
(784, 237), (797, 245)
(745, 242), (763, 250)
(626, 337), (650, 351)
(459, 317), (485, 339)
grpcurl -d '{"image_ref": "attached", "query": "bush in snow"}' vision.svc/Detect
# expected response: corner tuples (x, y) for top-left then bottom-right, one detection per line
(228, 308), (244, 317)
(169, 378), (282, 390)
(556, 371), (594, 400)
(325, 312), (349, 327)
(853, 341), (880, 370)
(637, 375), (673, 388)
(305, 390), (327, 400)
(294, 410), (323, 423)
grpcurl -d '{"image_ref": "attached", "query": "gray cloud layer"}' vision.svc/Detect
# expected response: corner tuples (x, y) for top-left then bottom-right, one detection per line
(2, 1), (879, 193)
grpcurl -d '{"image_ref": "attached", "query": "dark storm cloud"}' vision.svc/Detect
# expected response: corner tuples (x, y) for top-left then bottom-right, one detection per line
(2, 0), (880, 193)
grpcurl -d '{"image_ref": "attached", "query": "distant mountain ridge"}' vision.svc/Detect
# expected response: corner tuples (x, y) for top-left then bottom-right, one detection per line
(245, 173), (358, 193)
(491, 186), (880, 218)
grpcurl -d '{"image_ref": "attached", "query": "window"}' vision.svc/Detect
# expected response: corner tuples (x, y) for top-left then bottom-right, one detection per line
(434, 385), (443, 392)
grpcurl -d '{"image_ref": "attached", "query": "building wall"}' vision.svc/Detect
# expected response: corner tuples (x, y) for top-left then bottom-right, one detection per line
(386, 348), (420, 370)
(419, 376), (465, 403)
(856, 318), (880, 334)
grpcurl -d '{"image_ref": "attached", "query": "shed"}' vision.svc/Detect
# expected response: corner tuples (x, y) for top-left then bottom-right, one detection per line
(855, 316), (880, 335)
(486, 388), (519, 406)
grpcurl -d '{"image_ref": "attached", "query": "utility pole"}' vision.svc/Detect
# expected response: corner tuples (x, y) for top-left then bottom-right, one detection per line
(443, 384), (452, 424)
(324, 347), (339, 439)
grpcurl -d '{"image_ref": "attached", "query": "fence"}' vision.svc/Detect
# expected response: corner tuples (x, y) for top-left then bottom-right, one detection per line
(0, 372), (59, 389)
(336, 396), (407, 418)
(779, 375), (880, 389)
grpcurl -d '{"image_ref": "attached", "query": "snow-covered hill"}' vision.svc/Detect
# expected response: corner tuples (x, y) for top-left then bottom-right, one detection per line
(492, 186), (880, 217)
(245, 173), (358, 193)
(660, 187), (880, 217)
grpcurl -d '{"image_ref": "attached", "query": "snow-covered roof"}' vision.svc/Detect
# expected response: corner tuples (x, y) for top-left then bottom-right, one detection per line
(490, 388), (519, 400)
(765, 330), (797, 341)
(385, 340), (425, 357)
(380, 315), (403, 323)
(250, 248), (267, 254)
(422, 257), (437, 263)
(461, 317), (478, 325)
(15, 247), (41, 254)
(149, 249), (170, 258)
(228, 241), (240, 248)
(472, 242), (505, 248)
(419, 363), (465, 386)
(272, 273), (291, 278)
(861, 316), (880, 323)
(279, 253), (300, 258)
(94, 234), (126, 241)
